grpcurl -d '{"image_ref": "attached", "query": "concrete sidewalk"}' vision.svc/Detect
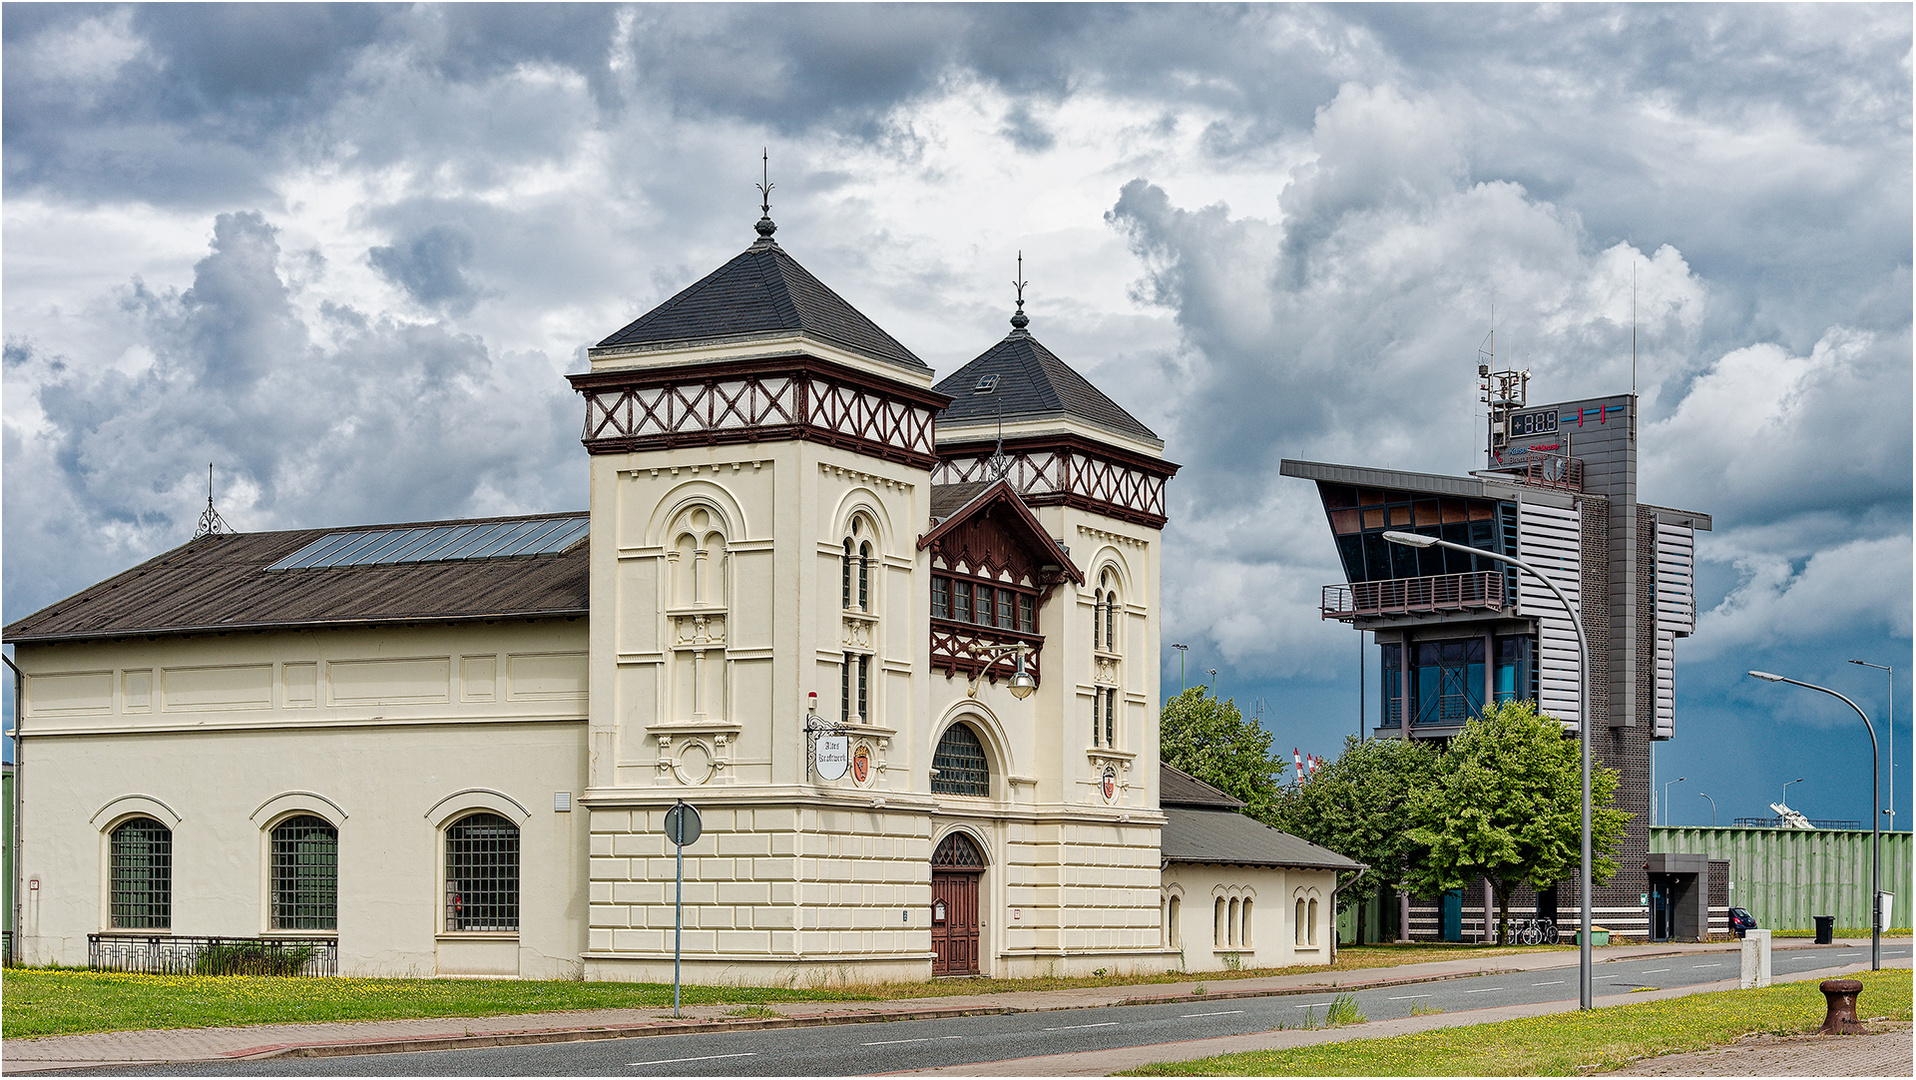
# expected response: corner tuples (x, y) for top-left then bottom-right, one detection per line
(0, 938), (1899, 1074)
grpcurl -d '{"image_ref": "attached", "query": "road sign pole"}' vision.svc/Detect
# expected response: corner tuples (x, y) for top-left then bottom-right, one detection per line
(674, 803), (684, 1017)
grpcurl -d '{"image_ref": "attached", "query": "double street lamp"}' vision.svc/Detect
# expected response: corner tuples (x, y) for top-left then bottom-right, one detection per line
(1747, 671), (1882, 972)
(1383, 530), (1594, 1010)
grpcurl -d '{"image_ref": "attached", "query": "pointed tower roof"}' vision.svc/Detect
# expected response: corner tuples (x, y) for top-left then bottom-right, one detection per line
(934, 325), (1158, 445)
(595, 237), (928, 373)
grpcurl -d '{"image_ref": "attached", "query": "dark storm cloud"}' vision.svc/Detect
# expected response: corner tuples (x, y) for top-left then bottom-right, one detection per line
(2, 210), (579, 619)
(369, 223), (486, 313)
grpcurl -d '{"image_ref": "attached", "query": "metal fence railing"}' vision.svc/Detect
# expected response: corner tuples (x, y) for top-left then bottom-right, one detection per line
(1322, 571), (1506, 621)
(88, 934), (338, 976)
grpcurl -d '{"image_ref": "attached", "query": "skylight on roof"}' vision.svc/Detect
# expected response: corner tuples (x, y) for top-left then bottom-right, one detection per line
(973, 374), (999, 394)
(268, 517), (589, 571)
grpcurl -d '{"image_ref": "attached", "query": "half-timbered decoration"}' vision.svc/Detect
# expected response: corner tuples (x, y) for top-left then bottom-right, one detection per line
(6, 199), (1355, 984)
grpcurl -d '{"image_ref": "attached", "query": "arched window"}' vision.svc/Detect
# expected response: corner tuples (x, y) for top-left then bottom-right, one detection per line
(1295, 899), (1307, 946)
(842, 538), (855, 610)
(270, 815), (338, 930)
(1214, 897), (1227, 946)
(932, 831), (986, 868)
(842, 518), (872, 613)
(1228, 897), (1241, 946)
(931, 724), (990, 797)
(1100, 570), (1118, 653)
(1308, 898), (1319, 945)
(859, 540), (873, 612)
(1241, 899), (1254, 947)
(1167, 895), (1181, 948)
(445, 813), (519, 932)
(1093, 589), (1105, 651)
(109, 817), (171, 929)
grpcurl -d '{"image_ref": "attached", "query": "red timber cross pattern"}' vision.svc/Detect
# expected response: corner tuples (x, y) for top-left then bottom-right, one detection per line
(568, 355), (947, 468)
(932, 433), (1177, 529)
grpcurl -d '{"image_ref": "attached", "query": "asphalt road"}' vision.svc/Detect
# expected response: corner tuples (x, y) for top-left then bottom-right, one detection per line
(103, 944), (1910, 1077)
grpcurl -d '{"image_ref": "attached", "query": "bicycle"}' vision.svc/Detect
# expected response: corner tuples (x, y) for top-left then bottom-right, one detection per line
(1511, 917), (1560, 945)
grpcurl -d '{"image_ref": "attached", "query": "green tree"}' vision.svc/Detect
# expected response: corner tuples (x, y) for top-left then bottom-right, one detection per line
(1268, 734), (1443, 920)
(1160, 687), (1287, 824)
(1403, 700), (1631, 944)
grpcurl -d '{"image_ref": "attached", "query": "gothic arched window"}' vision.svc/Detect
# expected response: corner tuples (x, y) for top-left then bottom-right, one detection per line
(931, 723), (990, 797)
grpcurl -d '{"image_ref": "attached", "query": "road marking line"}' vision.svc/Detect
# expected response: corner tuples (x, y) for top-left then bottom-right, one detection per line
(863, 1038), (932, 1046)
(1692, 963), (1723, 968)
(1180, 1010), (1245, 1017)
(1531, 980), (1566, 986)
(626, 1052), (758, 1066)
(1387, 995), (1430, 1000)
(1463, 987), (1503, 994)
(1292, 1001), (1337, 1008)
(1643, 968), (1671, 973)
(1043, 1021), (1120, 1031)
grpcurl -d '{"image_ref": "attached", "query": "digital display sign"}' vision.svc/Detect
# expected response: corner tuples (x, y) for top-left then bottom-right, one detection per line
(1509, 410), (1558, 437)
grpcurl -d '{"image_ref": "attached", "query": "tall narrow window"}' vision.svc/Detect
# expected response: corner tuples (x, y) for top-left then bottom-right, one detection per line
(974, 583), (993, 625)
(1093, 591), (1105, 650)
(953, 581), (973, 624)
(1103, 688), (1117, 747)
(1295, 900), (1307, 945)
(1016, 594), (1034, 633)
(1091, 692), (1102, 747)
(1103, 574), (1117, 652)
(1215, 898), (1227, 946)
(109, 818), (171, 930)
(1308, 899), (1319, 945)
(857, 541), (872, 612)
(932, 576), (950, 620)
(445, 813), (519, 932)
(842, 539), (854, 609)
(270, 815), (338, 930)
(1241, 899), (1254, 946)
(1228, 898), (1240, 946)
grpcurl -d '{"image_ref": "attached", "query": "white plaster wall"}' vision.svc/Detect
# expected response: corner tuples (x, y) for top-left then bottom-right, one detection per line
(13, 622), (589, 977)
(1161, 864), (1339, 971)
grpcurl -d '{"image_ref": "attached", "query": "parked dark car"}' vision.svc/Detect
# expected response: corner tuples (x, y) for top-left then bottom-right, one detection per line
(1729, 906), (1758, 938)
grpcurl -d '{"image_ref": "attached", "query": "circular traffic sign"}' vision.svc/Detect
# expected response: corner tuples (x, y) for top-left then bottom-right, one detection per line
(664, 802), (702, 846)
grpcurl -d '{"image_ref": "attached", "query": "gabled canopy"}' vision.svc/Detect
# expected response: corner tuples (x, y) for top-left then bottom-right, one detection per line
(918, 478), (1083, 585)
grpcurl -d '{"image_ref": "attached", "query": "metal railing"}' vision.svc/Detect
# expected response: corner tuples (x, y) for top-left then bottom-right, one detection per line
(1519, 451), (1582, 491)
(1730, 817), (1864, 830)
(88, 934), (338, 976)
(1322, 571), (1506, 620)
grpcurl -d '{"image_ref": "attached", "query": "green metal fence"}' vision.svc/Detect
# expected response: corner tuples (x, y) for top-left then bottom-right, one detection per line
(1652, 825), (1913, 932)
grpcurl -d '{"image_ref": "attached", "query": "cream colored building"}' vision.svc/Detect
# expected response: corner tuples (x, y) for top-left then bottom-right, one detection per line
(5, 211), (1357, 980)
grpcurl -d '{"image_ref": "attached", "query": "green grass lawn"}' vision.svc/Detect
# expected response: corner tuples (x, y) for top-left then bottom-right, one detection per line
(1120, 968), (1913, 1076)
(0, 942), (1560, 1040)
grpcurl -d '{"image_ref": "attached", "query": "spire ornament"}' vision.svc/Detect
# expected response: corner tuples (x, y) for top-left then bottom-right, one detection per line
(754, 148), (778, 241)
(194, 463), (231, 539)
(1010, 250), (1029, 331)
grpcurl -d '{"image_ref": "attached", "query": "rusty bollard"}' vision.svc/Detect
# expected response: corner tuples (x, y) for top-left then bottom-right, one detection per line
(1817, 978), (1866, 1035)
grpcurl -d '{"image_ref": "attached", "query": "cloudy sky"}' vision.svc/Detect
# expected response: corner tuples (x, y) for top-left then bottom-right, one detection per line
(4, 4), (1910, 827)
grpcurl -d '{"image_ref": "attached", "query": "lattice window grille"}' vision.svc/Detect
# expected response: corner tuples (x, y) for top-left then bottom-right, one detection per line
(445, 813), (520, 932)
(932, 724), (991, 797)
(109, 818), (172, 930)
(271, 815), (338, 931)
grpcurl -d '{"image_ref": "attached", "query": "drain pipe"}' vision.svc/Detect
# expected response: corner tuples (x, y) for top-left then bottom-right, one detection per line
(3, 652), (21, 960)
(1328, 865), (1368, 965)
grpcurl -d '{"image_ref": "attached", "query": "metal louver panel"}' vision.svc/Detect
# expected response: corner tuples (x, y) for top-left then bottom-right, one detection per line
(1516, 501), (1584, 732)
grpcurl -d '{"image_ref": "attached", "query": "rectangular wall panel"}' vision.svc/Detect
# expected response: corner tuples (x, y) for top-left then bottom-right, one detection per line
(507, 652), (588, 701)
(162, 664), (275, 711)
(29, 671), (113, 717)
(1517, 501), (1584, 731)
(326, 657), (451, 707)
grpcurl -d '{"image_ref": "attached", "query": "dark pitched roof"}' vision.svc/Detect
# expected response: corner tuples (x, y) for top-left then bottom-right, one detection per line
(3, 513), (590, 644)
(1161, 811), (1366, 872)
(934, 328), (1158, 443)
(595, 238), (928, 372)
(1160, 764), (1246, 810)
(929, 482), (992, 523)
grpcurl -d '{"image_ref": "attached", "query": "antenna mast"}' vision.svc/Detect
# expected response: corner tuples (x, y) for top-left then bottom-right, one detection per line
(1478, 306), (1531, 468)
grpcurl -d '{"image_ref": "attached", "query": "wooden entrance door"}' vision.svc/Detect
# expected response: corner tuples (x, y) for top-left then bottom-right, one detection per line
(931, 833), (985, 976)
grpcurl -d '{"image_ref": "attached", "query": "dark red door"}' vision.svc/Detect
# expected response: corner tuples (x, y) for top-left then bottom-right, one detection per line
(932, 870), (980, 975)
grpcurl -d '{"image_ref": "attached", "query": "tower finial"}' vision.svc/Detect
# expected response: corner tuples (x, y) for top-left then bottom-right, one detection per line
(194, 462), (231, 539)
(754, 148), (778, 241)
(1010, 250), (1029, 331)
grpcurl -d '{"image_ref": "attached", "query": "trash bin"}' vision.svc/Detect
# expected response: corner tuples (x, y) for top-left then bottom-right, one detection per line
(1813, 915), (1835, 944)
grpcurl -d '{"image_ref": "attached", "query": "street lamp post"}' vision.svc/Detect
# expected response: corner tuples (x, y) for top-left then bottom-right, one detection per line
(1661, 776), (1686, 827)
(1698, 791), (1717, 827)
(1849, 660), (1893, 832)
(1782, 776), (1807, 812)
(1749, 671), (1881, 972)
(1384, 530), (1594, 1010)
(1172, 643), (1188, 695)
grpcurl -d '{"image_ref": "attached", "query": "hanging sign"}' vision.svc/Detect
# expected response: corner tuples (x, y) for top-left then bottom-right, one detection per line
(1101, 765), (1118, 801)
(933, 900), (947, 923)
(851, 744), (872, 784)
(816, 735), (851, 780)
